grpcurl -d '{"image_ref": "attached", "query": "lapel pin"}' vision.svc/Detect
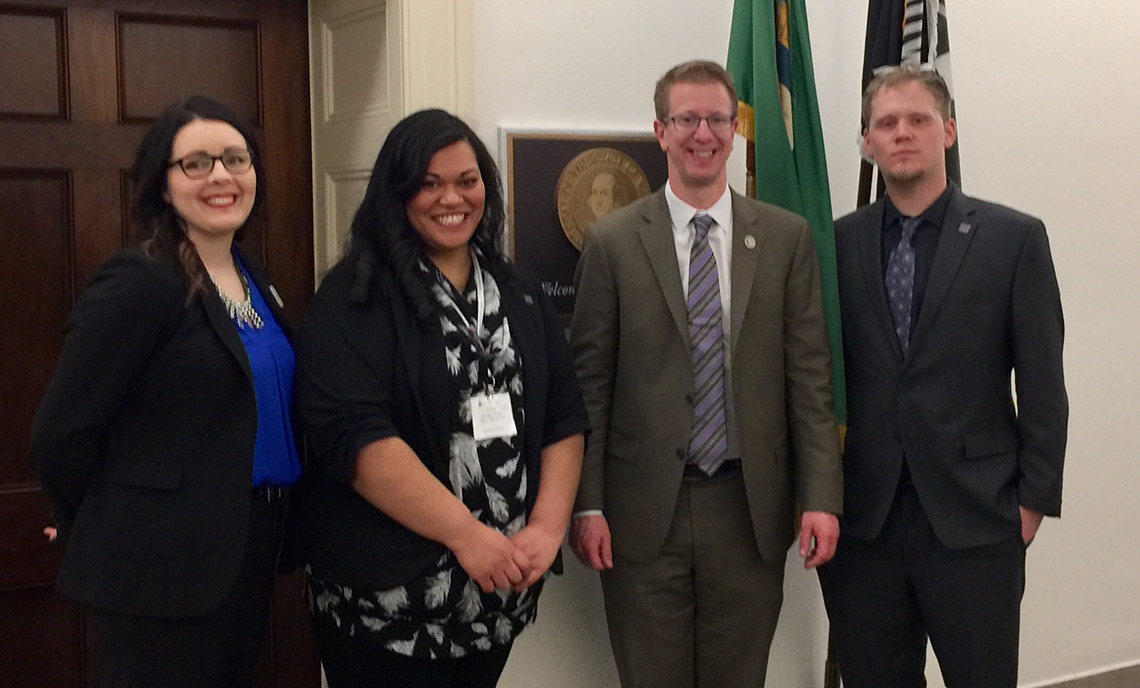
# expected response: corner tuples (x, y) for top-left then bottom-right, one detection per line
(269, 285), (285, 308)
(744, 235), (756, 250)
(958, 222), (972, 235)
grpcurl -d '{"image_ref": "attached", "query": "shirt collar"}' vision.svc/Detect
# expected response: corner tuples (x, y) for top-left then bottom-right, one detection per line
(665, 180), (733, 236)
(884, 182), (954, 230)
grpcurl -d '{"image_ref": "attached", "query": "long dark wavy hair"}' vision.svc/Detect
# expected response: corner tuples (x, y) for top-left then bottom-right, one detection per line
(342, 109), (509, 320)
(130, 95), (265, 298)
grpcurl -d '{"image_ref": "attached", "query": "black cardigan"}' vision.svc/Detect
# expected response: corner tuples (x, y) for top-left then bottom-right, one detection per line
(293, 258), (586, 590)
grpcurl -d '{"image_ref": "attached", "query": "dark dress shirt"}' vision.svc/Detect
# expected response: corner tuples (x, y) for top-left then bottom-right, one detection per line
(879, 183), (954, 338)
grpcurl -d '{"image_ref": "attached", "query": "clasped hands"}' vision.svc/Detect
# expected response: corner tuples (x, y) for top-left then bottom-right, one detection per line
(448, 517), (564, 594)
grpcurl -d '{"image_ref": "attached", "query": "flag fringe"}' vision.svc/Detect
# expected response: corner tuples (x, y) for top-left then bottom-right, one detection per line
(736, 101), (755, 143)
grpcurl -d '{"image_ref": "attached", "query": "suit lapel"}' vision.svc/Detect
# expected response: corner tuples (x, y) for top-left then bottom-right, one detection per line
(909, 187), (978, 354)
(857, 201), (903, 359)
(637, 191), (689, 345)
(239, 247), (294, 342)
(729, 192), (763, 355)
(202, 278), (254, 382)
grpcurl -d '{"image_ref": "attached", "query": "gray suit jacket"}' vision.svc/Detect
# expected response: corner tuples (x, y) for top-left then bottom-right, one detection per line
(835, 184), (1067, 548)
(571, 188), (842, 563)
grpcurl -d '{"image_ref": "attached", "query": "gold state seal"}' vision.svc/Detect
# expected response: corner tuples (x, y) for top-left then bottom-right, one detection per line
(556, 147), (651, 251)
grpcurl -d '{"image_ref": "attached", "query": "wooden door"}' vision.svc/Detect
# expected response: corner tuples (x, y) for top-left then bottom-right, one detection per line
(0, 1), (319, 686)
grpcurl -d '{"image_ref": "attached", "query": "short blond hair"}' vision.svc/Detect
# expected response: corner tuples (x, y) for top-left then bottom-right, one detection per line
(861, 65), (952, 130)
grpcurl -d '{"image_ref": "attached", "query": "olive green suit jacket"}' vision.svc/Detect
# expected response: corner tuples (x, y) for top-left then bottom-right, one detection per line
(570, 188), (842, 563)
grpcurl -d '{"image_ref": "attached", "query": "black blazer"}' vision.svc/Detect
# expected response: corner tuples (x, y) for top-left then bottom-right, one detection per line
(293, 259), (587, 591)
(835, 185), (1068, 549)
(31, 247), (294, 618)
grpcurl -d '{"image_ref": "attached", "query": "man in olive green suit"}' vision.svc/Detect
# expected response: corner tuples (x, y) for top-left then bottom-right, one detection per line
(569, 60), (843, 688)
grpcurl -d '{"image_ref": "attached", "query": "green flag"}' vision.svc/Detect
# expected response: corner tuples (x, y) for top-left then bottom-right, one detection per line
(727, 0), (846, 425)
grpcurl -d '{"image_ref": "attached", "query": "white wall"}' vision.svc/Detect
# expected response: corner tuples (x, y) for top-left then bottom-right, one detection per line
(945, 4), (1140, 686)
(471, 1), (1140, 686)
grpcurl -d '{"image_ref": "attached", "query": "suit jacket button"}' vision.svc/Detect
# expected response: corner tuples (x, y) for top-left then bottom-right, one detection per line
(684, 394), (694, 405)
(676, 449), (686, 460)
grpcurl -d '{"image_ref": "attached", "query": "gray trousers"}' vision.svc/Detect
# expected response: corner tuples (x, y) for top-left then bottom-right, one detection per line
(601, 472), (785, 688)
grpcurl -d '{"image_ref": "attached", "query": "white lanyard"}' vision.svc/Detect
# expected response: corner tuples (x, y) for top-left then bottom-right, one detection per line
(442, 250), (517, 440)
(443, 248), (486, 351)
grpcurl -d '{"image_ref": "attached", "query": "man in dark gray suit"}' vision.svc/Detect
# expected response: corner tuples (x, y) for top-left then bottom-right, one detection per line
(569, 60), (843, 688)
(819, 65), (1068, 688)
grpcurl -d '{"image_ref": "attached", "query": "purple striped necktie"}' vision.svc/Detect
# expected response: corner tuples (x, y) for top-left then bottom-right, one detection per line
(687, 213), (728, 476)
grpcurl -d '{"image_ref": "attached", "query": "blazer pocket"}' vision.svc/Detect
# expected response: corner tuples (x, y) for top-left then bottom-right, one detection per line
(604, 425), (638, 461)
(104, 462), (184, 491)
(963, 430), (1020, 459)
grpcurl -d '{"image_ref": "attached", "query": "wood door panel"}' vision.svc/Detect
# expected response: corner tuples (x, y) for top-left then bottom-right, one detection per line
(0, 489), (60, 590)
(257, 0), (317, 324)
(0, 587), (83, 685)
(69, 167), (134, 286)
(0, 121), (144, 167)
(0, 170), (72, 485)
(0, 1), (317, 685)
(117, 14), (261, 124)
(0, 6), (67, 119)
(67, 6), (119, 122)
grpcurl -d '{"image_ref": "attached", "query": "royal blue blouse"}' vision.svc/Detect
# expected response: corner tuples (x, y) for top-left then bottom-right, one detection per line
(235, 256), (301, 487)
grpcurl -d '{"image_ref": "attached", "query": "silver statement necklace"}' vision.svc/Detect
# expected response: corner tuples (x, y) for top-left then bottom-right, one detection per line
(210, 263), (264, 330)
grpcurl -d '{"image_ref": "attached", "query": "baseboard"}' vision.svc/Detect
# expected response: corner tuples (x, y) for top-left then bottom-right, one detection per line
(1032, 661), (1140, 688)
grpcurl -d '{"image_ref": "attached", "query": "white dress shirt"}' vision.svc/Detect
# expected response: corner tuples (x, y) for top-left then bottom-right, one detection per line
(664, 180), (740, 463)
(664, 180), (734, 342)
(573, 183), (741, 518)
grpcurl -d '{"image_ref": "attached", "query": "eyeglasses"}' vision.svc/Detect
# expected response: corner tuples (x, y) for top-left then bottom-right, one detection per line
(665, 113), (736, 134)
(168, 148), (253, 179)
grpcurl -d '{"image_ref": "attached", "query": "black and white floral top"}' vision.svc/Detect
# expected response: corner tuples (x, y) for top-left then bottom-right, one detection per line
(308, 257), (542, 658)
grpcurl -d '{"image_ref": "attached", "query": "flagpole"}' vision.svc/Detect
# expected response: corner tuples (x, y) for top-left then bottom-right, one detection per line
(857, 159), (874, 208)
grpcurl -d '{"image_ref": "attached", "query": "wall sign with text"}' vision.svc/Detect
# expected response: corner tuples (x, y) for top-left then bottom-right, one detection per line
(502, 130), (668, 317)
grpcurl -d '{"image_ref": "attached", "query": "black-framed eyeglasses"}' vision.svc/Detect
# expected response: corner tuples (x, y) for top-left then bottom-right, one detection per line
(665, 113), (736, 134)
(168, 148), (253, 179)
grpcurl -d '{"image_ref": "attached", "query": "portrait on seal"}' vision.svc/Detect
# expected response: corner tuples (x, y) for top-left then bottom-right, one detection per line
(555, 147), (651, 251)
(504, 131), (666, 317)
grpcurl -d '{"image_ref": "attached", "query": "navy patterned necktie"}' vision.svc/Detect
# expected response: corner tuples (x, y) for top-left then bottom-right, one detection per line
(886, 216), (920, 355)
(687, 214), (728, 475)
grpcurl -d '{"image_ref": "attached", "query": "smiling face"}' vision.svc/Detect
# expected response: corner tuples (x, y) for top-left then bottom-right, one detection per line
(863, 80), (956, 190)
(653, 80), (735, 202)
(165, 119), (256, 246)
(406, 139), (486, 265)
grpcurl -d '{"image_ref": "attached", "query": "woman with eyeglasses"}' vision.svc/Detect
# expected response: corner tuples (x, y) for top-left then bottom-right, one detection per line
(293, 109), (586, 687)
(31, 95), (300, 688)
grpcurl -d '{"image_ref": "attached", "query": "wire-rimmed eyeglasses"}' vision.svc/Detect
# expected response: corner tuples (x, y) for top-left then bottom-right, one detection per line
(664, 113), (736, 134)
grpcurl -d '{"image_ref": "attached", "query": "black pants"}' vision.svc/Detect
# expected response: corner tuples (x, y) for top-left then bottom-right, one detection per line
(313, 616), (513, 688)
(92, 490), (288, 688)
(819, 478), (1025, 688)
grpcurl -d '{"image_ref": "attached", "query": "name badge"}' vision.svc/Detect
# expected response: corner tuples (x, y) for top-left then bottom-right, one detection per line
(471, 392), (517, 441)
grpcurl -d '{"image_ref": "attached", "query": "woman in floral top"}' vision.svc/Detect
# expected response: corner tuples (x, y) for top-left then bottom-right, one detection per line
(294, 109), (586, 687)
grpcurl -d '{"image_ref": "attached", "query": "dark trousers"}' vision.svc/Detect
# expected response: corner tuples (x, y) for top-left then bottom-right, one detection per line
(92, 490), (288, 688)
(312, 616), (513, 688)
(819, 478), (1025, 688)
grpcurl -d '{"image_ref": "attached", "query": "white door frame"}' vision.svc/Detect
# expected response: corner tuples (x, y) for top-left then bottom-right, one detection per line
(308, 0), (474, 277)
